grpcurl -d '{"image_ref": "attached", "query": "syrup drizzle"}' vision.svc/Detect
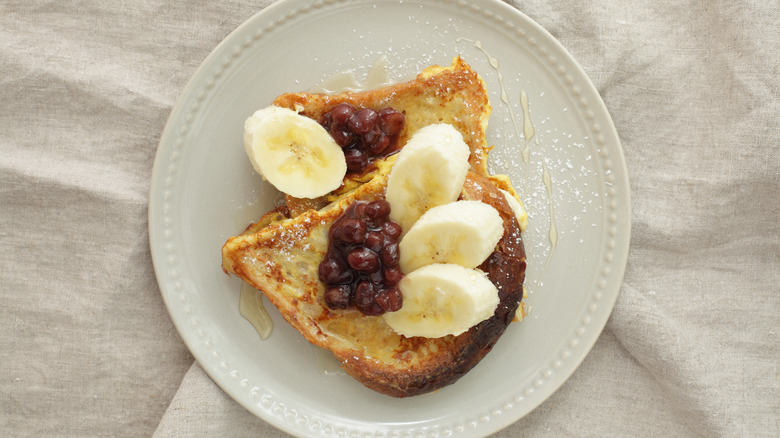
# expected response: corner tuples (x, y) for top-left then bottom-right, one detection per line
(520, 89), (537, 163)
(519, 89), (557, 288)
(239, 282), (273, 340)
(235, 198), (276, 340)
(457, 38), (558, 290)
(457, 37), (532, 194)
(537, 161), (558, 286)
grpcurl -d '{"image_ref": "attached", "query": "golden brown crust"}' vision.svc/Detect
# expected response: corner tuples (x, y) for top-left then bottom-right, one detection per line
(221, 171), (525, 397)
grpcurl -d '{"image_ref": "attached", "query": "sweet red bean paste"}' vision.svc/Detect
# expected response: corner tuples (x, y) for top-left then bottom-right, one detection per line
(318, 199), (404, 316)
(320, 104), (405, 173)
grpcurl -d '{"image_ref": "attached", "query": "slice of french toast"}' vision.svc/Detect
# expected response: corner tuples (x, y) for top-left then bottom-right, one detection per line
(222, 162), (526, 397)
(272, 56), (492, 217)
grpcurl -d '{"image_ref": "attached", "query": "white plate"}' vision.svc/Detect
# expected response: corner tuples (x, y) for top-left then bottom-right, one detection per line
(149, 0), (631, 436)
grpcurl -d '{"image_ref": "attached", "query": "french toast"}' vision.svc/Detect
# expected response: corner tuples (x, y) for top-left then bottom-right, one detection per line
(272, 56), (492, 217)
(222, 57), (527, 397)
(222, 164), (526, 397)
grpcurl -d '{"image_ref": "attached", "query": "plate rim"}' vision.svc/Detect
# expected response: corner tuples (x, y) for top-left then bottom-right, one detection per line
(149, 0), (631, 436)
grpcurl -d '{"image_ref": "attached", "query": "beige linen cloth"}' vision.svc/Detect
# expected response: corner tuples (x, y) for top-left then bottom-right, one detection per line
(1, 0), (777, 436)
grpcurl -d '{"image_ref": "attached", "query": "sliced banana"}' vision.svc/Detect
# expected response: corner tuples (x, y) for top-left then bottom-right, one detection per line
(498, 188), (528, 232)
(398, 200), (504, 273)
(244, 106), (347, 199)
(383, 263), (499, 338)
(385, 123), (470, 233)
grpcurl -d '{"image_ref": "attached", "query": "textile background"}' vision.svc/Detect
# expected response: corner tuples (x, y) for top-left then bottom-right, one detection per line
(1, 1), (777, 436)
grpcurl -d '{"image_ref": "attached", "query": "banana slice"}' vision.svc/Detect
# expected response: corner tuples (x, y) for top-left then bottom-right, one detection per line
(385, 123), (470, 233)
(399, 200), (504, 273)
(498, 188), (528, 232)
(244, 106), (347, 199)
(383, 263), (499, 338)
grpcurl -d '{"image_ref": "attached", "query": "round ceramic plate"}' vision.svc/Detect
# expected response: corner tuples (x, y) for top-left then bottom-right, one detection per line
(149, 0), (631, 436)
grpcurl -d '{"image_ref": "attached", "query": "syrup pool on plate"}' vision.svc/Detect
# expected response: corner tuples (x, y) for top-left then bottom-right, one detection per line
(239, 282), (273, 340)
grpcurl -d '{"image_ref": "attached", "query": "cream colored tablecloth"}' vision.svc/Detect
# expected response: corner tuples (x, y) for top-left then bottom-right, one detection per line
(2, 1), (778, 436)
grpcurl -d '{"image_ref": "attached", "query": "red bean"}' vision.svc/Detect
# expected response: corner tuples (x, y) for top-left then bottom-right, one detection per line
(331, 103), (356, 126)
(382, 221), (402, 239)
(354, 281), (374, 303)
(344, 148), (368, 172)
(348, 247), (380, 273)
(378, 107), (405, 136)
(367, 133), (390, 155)
(360, 126), (382, 149)
(320, 112), (332, 130)
(376, 287), (403, 312)
(349, 108), (379, 135)
(383, 266), (403, 286)
(330, 125), (355, 148)
(364, 231), (384, 253)
(365, 200), (391, 220)
(339, 218), (367, 244)
(380, 242), (400, 267)
(328, 218), (343, 240)
(318, 258), (353, 285)
(324, 285), (351, 309)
